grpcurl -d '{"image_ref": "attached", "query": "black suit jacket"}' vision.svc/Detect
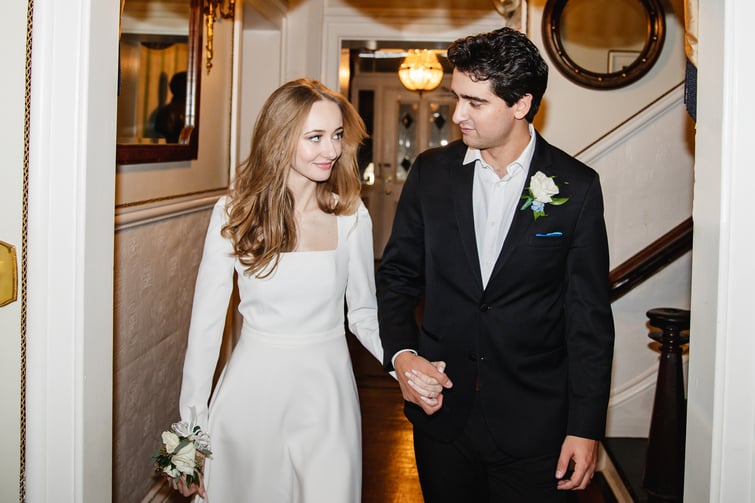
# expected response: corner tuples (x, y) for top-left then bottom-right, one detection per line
(377, 135), (615, 458)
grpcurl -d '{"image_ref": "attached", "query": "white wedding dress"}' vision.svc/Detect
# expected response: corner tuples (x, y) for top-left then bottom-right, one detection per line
(179, 197), (383, 502)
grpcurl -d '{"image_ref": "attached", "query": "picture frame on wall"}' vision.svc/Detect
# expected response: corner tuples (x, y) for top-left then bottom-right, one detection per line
(608, 50), (642, 73)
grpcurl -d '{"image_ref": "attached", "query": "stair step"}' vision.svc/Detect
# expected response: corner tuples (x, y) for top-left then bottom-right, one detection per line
(603, 437), (649, 502)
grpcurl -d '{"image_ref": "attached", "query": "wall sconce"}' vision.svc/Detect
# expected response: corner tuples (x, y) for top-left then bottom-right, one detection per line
(397, 49), (444, 96)
(204, 0), (235, 74)
(491, 0), (521, 18)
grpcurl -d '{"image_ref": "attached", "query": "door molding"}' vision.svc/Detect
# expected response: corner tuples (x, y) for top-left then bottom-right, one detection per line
(321, 6), (506, 90)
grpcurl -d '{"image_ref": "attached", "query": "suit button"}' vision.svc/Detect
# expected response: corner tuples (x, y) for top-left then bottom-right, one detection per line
(468, 352), (478, 361)
(480, 304), (491, 312)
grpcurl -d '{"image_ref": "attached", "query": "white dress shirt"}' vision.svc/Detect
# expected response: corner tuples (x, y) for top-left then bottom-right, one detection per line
(391, 124), (536, 365)
(465, 123), (536, 287)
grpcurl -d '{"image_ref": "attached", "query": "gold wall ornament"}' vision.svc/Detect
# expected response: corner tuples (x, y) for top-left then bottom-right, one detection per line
(397, 49), (444, 95)
(0, 241), (18, 307)
(203, 0), (235, 74)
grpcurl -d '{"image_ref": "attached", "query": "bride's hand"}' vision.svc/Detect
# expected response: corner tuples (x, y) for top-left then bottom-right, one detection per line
(406, 361), (452, 401)
(170, 472), (206, 499)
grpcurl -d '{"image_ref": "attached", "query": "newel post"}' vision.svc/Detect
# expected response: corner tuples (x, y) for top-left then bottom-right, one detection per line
(643, 307), (690, 502)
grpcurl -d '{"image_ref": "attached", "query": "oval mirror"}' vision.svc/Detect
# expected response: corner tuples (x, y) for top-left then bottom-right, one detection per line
(116, 0), (202, 164)
(541, 0), (665, 90)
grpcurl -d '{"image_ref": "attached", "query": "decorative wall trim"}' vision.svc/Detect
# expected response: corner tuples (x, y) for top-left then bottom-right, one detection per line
(577, 82), (685, 165)
(608, 359), (689, 408)
(19, 1), (34, 500)
(608, 365), (658, 408)
(115, 189), (225, 231)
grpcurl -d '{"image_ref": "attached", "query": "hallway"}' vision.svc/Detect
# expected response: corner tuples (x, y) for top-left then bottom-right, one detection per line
(359, 376), (423, 502)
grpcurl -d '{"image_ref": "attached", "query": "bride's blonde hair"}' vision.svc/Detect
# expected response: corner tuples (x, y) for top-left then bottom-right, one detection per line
(222, 78), (367, 277)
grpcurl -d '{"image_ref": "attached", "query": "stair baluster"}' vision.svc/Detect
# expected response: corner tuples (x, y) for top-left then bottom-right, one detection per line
(643, 307), (690, 502)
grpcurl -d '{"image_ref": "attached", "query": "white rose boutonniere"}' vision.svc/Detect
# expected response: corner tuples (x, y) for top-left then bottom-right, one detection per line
(520, 171), (569, 220)
(154, 419), (212, 488)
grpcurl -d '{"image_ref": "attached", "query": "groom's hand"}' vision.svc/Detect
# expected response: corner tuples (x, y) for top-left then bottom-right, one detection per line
(394, 352), (453, 415)
(555, 435), (598, 491)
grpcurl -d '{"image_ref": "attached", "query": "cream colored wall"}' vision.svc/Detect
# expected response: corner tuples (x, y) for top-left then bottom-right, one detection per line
(283, 0), (326, 81)
(235, 1), (286, 165)
(530, 0), (688, 154)
(0, 2), (28, 501)
(575, 84), (694, 435)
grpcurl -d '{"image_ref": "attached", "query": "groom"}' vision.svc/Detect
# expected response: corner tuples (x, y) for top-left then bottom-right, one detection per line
(376, 27), (614, 502)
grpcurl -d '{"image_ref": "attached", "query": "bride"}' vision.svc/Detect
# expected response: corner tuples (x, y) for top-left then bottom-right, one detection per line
(171, 78), (443, 502)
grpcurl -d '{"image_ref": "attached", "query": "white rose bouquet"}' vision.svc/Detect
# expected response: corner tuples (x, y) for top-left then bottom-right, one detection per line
(520, 171), (569, 220)
(153, 420), (212, 489)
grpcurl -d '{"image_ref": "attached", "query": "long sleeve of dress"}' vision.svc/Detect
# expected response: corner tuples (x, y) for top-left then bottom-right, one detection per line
(178, 197), (236, 429)
(344, 202), (384, 365)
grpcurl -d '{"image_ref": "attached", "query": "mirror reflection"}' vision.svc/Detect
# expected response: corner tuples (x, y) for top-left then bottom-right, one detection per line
(116, 0), (201, 164)
(560, 0), (646, 74)
(541, 0), (665, 90)
(118, 0), (190, 145)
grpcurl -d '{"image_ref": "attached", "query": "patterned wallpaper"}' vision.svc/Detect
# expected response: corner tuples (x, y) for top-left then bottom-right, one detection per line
(113, 205), (212, 502)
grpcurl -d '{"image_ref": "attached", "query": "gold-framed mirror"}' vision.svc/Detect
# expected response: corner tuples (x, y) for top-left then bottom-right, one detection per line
(116, 0), (202, 164)
(541, 0), (665, 90)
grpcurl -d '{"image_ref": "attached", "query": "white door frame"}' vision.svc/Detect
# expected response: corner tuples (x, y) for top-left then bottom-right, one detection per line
(25, 0), (117, 500)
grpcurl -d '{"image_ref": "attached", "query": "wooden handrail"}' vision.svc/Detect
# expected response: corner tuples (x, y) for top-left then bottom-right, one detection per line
(609, 218), (693, 302)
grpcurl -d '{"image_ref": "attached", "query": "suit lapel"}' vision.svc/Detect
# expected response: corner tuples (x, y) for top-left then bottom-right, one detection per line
(452, 158), (484, 291)
(488, 134), (554, 282)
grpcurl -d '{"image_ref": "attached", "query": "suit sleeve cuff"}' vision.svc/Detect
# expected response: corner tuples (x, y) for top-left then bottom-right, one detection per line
(391, 348), (418, 368)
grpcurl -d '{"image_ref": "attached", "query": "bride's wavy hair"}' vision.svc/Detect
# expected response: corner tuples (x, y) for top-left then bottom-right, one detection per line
(222, 78), (367, 277)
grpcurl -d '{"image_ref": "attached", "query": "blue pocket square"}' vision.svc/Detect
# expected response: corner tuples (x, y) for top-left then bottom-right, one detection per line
(535, 232), (563, 237)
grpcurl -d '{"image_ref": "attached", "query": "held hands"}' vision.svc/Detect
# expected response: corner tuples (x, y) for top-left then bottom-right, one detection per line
(394, 352), (453, 415)
(555, 435), (599, 491)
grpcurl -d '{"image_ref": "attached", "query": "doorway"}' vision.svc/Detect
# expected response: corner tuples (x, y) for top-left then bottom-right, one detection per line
(340, 42), (461, 258)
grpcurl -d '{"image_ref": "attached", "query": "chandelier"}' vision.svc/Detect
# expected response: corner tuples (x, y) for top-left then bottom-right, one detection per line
(204, 0), (236, 74)
(397, 49), (444, 95)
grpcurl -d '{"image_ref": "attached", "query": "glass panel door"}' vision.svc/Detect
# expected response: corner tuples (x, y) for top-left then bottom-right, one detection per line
(351, 75), (459, 258)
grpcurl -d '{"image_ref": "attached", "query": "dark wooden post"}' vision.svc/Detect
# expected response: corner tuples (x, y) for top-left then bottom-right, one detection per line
(643, 307), (690, 502)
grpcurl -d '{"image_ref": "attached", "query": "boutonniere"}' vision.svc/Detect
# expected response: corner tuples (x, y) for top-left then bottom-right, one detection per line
(520, 171), (569, 220)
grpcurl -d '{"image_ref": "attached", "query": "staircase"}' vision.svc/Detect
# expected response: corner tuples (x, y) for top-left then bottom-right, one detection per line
(601, 220), (692, 503)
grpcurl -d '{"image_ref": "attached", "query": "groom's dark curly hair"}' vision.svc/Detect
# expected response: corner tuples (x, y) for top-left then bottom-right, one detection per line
(447, 27), (548, 123)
